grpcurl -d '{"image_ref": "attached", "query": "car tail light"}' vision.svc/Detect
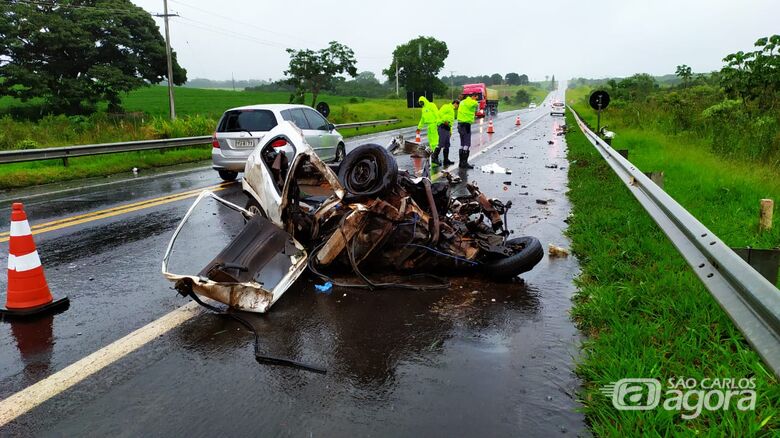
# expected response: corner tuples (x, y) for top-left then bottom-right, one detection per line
(270, 138), (287, 148)
(211, 133), (219, 148)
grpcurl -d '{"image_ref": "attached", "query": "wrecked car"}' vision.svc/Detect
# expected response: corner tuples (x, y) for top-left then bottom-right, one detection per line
(162, 121), (543, 313)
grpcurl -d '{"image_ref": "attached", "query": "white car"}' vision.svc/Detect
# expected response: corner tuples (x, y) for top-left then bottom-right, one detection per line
(211, 104), (345, 181)
(550, 102), (565, 116)
(529, 103), (537, 109)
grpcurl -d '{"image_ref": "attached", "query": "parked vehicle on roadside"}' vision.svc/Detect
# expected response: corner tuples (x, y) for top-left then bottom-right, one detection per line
(211, 104), (345, 181)
(461, 83), (499, 118)
(529, 103), (537, 109)
(550, 101), (565, 116)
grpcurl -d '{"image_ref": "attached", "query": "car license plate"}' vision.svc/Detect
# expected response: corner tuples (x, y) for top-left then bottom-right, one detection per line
(235, 139), (254, 148)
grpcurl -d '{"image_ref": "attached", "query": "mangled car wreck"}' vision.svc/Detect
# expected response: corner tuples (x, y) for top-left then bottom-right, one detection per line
(163, 121), (544, 313)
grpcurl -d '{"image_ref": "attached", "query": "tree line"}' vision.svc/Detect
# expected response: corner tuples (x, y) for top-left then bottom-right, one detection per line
(1, 2), (533, 117)
(573, 35), (780, 164)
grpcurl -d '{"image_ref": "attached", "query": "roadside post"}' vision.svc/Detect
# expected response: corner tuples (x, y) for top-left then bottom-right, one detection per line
(589, 90), (610, 133)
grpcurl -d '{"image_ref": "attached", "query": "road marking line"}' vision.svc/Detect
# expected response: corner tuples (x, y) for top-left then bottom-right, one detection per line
(0, 301), (202, 426)
(2, 182), (232, 234)
(0, 182), (235, 243)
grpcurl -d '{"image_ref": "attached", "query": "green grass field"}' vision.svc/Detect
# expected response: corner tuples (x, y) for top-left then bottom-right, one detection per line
(492, 84), (549, 107)
(565, 98), (779, 435)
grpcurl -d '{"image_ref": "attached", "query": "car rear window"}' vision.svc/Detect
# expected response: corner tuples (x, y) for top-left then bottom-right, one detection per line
(218, 110), (278, 132)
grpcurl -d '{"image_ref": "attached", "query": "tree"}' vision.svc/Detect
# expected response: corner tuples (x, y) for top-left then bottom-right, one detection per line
(284, 41), (357, 107)
(675, 64), (693, 87)
(0, 0), (187, 115)
(549, 75), (556, 91)
(514, 89), (530, 105)
(505, 73), (521, 85)
(721, 35), (780, 110)
(519, 74), (529, 85)
(384, 36), (449, 95)
(489, 73), (503, 85)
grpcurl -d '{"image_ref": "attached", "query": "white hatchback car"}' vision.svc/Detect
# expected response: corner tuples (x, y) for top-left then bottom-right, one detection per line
(211, 104), (345, 181)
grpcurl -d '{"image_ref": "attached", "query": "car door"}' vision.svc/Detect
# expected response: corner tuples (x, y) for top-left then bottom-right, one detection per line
(281, 108), (321, 152)
(302, 108), (337, 161)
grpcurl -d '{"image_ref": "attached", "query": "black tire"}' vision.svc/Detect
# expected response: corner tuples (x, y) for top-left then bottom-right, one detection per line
(338, 143), (398, 199)
(218, 170), (238, 181)
(244, 196), (267, 220)
(481, 236), (544, 278)
(332, 143), (346, 163)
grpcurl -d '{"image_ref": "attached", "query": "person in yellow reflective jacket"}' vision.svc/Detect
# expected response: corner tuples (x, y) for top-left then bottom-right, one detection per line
(433, 99), (459, 166)
(416, 96), (439, 163)
(456, 93), (479, 169)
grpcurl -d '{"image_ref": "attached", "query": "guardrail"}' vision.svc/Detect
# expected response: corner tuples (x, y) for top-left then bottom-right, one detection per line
(0, 118), (401, 166)
(569, 106), (780, 378)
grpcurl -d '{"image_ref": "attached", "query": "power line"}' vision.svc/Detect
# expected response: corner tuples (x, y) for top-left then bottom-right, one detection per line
(168, 0), (313, 47)
(176, 17), (288, 49)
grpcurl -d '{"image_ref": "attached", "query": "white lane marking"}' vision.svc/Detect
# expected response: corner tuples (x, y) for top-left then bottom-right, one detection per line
(443, 112), (547, 173)
(0, 301), (202, 426)
(7, 251), (42, 272)
(9, 221), (32, 237)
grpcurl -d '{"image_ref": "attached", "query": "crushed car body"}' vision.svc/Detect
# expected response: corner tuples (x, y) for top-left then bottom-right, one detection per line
(162, 122), (543, 313)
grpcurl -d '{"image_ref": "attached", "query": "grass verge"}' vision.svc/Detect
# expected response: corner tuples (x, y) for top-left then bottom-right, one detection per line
(565, 110), (779, 435)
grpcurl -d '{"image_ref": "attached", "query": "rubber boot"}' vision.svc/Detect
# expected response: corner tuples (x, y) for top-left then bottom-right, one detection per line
(431, 147), (441, 166)
(459, 150), (474, 169)
(443, 147), (454, 166)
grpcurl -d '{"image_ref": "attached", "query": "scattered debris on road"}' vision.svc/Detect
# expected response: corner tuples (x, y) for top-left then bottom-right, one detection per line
(480, 163), (512, 174)
(548, 244), (570, 258)
(163, 122), (544, 314)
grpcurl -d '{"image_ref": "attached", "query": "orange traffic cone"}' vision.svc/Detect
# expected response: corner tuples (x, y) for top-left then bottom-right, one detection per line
(487, 119), (495, 134)
(515, 116), (521, 126)
(1, 203), (68, 317)
(415, 130), (422, 143)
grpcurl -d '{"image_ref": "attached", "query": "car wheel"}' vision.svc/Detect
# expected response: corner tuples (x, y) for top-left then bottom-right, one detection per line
(218, 170), (238, 181)
(244, 196), (267, 220)
(338, 143), (397, 200)
(332, 143), (346, 163)
(481, 236), (544, 278)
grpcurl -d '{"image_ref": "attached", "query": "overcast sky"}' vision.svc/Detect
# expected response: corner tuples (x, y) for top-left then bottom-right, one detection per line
(131, 0), (779, 82)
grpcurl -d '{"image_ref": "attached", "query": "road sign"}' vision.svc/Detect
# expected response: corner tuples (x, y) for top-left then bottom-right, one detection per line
(589, 90), (610, 110)
(316, 102), (330, 118)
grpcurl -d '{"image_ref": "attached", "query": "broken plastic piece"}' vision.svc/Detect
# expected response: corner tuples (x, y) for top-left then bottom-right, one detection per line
(548, 244), (570, 257)
(480, 163), (512, 174)
(315, 282), (333, 293)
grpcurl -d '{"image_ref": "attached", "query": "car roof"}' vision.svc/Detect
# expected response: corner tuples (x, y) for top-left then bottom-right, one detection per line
(223, 104), (313, 113)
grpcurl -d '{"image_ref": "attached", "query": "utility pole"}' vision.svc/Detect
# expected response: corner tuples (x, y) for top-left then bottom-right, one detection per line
(450, 70), (455, 100)
(395, 56), (399, 97)
(155, 0), (178, 120)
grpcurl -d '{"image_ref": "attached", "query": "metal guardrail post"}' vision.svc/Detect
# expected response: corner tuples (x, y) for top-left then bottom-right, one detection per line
(570, 106), (780, 378)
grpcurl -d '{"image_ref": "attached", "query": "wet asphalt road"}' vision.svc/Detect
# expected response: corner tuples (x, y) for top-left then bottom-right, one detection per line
(0, 93), (586, 436)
